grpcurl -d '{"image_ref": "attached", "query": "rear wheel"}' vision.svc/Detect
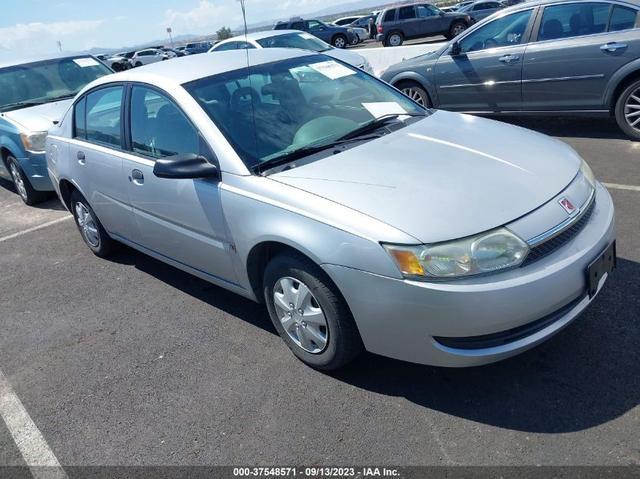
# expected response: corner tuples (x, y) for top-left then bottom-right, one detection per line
(332, 34), (348, 49)
(263, 252), (363, 370)
(70, 190), (115, 257)
(447, 21), (468, 39)
(614, 79), (640, 140)
(7, 156), (47, 205)
(396, 81), (431, 107)
(385, 31), (403, 47)
(134, 61), (142, 67)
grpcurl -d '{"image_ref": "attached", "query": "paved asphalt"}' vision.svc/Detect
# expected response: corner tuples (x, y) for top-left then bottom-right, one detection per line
(0, 116), (639, 468)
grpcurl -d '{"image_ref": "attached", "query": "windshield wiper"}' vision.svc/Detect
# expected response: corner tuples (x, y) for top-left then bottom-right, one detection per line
(254, 134), (382, 174)
(337, 112), (426, 141)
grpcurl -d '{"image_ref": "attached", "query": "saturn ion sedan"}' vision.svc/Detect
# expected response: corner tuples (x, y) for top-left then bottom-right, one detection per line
(46, 49), (615, 370)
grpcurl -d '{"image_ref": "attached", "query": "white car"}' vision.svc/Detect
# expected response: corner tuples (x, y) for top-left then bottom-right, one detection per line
(209, 30), (373, 74)
(104, 53), (132, 71)
(131, 49), (168, 68)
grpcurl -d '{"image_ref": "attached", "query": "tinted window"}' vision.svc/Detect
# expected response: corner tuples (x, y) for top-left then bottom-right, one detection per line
(399, 6), (416, 19)
(308, 20), (324, 30)
(473, 3), (489, 10)
(215, 42), (239, 51)
(257, 33), (331, 52)
(291, 21), (305, 29)
(74, 97), (86, 139)
(538, 2), (610, 40)
(609, 5), (637, 31)
(383, 9), (396, 22)
(238, 42), (256, 49)
(459, 9), (532, 52)
(130, 86), (199, 159)
(85, 87), (123, 147)
(417, 5), (439, 17)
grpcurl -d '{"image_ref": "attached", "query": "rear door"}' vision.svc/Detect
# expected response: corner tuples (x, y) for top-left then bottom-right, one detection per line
(471, 2), (503, 21)
(416, 4), (448, 36)
(522, 1), (640, 110)
(434, 8), (535, 111)
(121, 84), (237, 283)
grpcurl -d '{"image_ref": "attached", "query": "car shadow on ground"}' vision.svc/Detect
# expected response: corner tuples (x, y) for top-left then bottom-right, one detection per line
(0, 178), (66, 211)
(107, 242), (639, 434)
(496, 116), (628, 141)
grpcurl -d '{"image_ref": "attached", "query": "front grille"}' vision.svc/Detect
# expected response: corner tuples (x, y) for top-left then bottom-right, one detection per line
(522, 197), (596, 267)
(433, 294), (585, 350)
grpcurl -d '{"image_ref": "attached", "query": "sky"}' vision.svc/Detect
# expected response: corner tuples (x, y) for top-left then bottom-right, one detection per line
(0, 0), (352, 59)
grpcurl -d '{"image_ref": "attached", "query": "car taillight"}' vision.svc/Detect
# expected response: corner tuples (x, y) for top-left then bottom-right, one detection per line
(377, 25), (383, 33)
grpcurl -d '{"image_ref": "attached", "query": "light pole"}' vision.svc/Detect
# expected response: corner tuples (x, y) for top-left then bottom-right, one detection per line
(166, 27), (174, 47)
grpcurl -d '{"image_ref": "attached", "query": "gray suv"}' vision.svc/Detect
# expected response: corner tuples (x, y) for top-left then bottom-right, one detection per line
(381, 0), (640, 139)
(274, 18), (358, 48)
(375, 3), (473, 46)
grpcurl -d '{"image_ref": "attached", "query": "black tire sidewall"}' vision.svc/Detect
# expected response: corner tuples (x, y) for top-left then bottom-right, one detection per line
(450, 22), (466, 39)
(333, 35), (347, 48)
(396, 81), (431, 108)
(386, 32), (403, 46)
(7, 156), (44, 205)
(615, 79), (640, 140)
(263, 253), (362, 370)
(70, 190), (113, 257)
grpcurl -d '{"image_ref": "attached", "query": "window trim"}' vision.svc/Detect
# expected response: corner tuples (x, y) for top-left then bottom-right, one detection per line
(123, 81), (218, 167)
(72, 82), (127, 151)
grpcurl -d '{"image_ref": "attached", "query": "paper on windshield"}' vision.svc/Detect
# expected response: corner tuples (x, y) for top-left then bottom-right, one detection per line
(73, 58), (100, 68)
(362, 102), (408, 118)
(309, 60), (356, 80)
(300, 32), (316, 39)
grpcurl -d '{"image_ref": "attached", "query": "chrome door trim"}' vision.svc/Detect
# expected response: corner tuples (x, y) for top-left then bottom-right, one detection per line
(522, 74), (606, 84)
(440, 79), (522, 89)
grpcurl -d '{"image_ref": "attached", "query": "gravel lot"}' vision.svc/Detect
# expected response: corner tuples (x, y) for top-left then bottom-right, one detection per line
(0, 116), (638, 468)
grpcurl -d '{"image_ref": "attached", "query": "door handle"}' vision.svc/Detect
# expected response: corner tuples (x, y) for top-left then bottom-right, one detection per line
(131, 169), (144, 185)
(499, 54), (520, 64)
(77, 151), (86, 165)
(600, 42), (627, 52)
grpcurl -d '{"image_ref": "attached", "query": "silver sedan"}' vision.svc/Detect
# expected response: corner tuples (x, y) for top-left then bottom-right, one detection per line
(46, 49), (615, 370)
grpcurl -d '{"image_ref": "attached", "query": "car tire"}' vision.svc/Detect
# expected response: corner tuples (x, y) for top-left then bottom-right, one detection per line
(70, 190), (115, 258)
(263, 252), (363, 370)
(614, 78), (640, 140)
(332, 34), (348, 49)
(384, 31), (404, 47)
(135, 61), (142, 67)
(6, 156), (47, 206)
(447, 21), (468, 39)
(396, 81), (431, 107)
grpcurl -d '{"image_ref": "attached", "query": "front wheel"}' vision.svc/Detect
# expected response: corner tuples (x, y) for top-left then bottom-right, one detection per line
(70, 190), (115, 257)
(396, 81), (431, 107)
(7, 156), (47, 205)
(447, 21), (468, 39)
(385, 32), (403, 47)
(332, 34), (347, 49)
(264, 252), (363, 370)
(614, 79), (640, 140)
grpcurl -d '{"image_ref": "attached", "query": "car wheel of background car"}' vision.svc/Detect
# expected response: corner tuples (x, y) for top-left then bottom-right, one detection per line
(615, 79), (640, 140)
(332, 34), (348, 49)
(263, 251), (363, 370)
(385, 32), (404, 47)
(112, 63), (122, 72)
(135, 61), (142, 67)
(447, 21), (468, 39)
(70, 190), (115, 257)
(6, 156), (47, 206)
(396, 81), (431, 107)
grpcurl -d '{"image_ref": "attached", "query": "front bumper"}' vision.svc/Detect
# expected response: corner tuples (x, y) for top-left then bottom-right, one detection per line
(17, 152), (54, 191)
(323, 183), (615, 367)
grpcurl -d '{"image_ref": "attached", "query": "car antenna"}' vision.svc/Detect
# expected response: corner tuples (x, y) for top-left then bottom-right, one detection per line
(237, 0), (259, 166)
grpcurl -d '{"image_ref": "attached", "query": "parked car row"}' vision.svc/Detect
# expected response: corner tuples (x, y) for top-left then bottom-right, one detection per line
(275, 17), (359, 48)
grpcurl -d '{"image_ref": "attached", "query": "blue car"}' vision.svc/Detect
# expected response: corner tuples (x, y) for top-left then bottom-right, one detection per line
(0, 55), (112, 204)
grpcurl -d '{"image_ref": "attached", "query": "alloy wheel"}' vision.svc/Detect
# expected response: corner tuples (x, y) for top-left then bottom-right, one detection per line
(273, 277), (328, 354)
(402, 87), (426, 106)
(452, 24), (466, 36)
(334, 37), (346, 48)
(624, 87), (640, 132)
(74, 202), (100, 248)
(9, 162), (27, 201)
(389, 34), (402, 46)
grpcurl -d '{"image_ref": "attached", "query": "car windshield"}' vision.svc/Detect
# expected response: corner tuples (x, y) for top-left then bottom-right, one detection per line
(185, 54), (426, 170)
(257, 33), (332, 52)
(0, 57), (111, 112)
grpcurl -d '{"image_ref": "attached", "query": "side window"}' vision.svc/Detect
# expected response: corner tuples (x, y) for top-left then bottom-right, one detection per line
(291, 21), (305, 30)
(215, 42), (238, 51)
(383, 9), (396, 22)
(398, 6), (416, 20)
(238, 42), (256, 49)
(417, 5), (438, 17)
(609, 5), (638, 32)
(473, 3), (488, 10)
(74, 97), (87, 139)
(538, 2), (610, 41)
(459, 9), (533, 53)
(307, 20), (323, 30)
(85, 86), (123, 148)
(130, 86), (200, 159)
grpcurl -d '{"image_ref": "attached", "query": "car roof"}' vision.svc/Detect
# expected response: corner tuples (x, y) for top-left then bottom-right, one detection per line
(215, 30), (310, 45)
(81, 48), (313, 92)
(0, 53), (97, 70)
(503, 0), (639, 9)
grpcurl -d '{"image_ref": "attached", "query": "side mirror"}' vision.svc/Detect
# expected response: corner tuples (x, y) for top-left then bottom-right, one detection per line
(450, 41), (462, 56)
(153, 153), (219, 180)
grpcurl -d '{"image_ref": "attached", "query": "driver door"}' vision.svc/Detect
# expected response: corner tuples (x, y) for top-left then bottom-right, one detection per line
(433, 8), (535, 111)
(121, 84), (237, 283)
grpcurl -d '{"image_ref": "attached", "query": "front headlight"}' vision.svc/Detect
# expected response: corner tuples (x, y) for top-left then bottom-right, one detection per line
(383, 227), (529, 280)
(20, 131), (48, 153)
(581, 159), (596, 187)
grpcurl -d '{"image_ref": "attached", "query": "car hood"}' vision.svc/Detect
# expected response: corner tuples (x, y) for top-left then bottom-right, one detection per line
(3, 99), (73, 132)
(271, 110), (582, 244)
(325, 48), (366, 67)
